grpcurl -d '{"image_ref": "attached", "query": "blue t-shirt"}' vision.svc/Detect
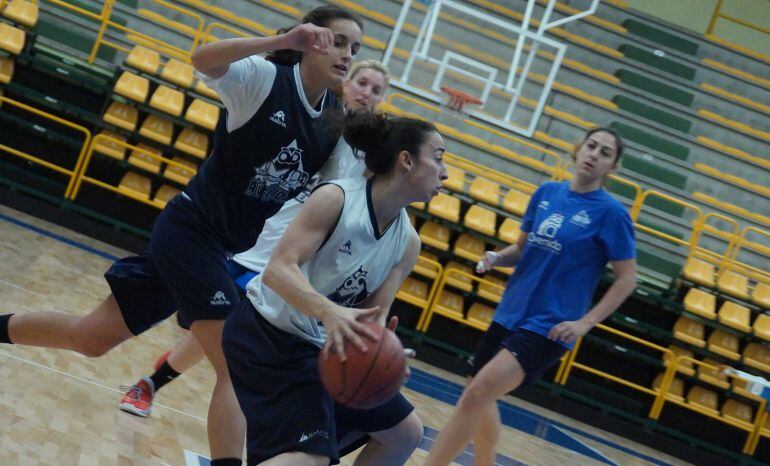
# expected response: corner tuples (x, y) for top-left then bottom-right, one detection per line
(494, 181), (636, 348)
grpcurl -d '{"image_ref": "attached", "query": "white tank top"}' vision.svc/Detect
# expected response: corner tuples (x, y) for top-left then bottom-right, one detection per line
(233, 137), (366, 272)
(245, 177), (413, 347)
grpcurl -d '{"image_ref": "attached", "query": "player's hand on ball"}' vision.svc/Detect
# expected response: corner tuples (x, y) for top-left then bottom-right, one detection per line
(548, 319), (591, 344)
(387, 316), (415, 378)
(475, 251), (501, 274)
(321, 305), (380, 361)
(283, 23), (334, 54)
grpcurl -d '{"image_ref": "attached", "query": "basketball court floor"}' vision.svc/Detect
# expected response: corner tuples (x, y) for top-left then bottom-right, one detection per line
(0, 204), (690, 465)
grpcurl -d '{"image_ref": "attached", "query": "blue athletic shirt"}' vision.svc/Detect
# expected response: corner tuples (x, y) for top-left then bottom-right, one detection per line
(494, 181), (636, 349)
(184, 56), (340, 253)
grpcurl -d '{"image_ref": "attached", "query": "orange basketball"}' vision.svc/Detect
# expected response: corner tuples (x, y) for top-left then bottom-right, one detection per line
(318, 322), (407, 409)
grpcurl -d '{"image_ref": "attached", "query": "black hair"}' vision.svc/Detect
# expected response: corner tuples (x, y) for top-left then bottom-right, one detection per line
(266, 6), (364, 66)
(342, 113), (438, 175)
(578, 127), (625, 162)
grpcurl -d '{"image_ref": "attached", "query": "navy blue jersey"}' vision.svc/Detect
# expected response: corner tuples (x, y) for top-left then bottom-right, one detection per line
(184, 63), (340, 253)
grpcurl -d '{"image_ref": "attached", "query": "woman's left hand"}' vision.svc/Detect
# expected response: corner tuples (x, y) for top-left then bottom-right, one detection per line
(547, 319), (592, 344)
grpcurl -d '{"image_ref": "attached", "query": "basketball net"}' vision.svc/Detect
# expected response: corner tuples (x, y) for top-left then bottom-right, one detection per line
(439, 85), (482, 122)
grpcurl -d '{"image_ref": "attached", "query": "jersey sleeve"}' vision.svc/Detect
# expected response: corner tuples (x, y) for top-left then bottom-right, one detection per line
(520, 185), (545, 233)
(599, 204), (636, 261)
(199, 55), (277, 132)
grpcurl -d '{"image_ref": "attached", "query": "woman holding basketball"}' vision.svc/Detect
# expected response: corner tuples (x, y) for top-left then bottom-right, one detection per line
(222, 113), (448, 466)
(425, 127), (637, 466)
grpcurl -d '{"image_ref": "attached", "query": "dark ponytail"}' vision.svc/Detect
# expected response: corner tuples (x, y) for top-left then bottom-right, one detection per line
(343, 113), (438, 175)
(266, 6), (364, 66)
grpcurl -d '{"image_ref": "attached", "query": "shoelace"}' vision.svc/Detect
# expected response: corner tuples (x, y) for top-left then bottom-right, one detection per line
(119, 384), (143, 400)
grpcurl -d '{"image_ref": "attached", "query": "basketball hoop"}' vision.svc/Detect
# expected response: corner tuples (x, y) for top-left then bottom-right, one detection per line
(440, 86), (482, 120)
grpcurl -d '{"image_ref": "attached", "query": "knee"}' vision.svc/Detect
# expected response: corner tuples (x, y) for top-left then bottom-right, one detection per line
(72, 336), (115, 357)
(400, 413), (424, 453)
(458, 380), (495, 411)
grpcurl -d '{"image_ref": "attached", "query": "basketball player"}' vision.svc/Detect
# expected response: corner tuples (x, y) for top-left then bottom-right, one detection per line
(222, 113), (447, 465)
(424, 127), (638, 466)
(0, 6), (363, 465)
(119, 59), (391, 418)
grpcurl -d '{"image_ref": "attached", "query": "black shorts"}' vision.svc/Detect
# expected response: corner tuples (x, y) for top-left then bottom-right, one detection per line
(148, 195), (241, 329)
(468, 322), (566, 386)
(222, 302), (414, 465)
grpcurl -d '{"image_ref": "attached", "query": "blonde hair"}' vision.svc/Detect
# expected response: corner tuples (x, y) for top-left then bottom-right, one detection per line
(348, 59), (390, 86)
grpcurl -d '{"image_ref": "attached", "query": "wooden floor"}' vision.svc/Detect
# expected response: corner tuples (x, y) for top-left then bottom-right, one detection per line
(0, 204), (691, 466)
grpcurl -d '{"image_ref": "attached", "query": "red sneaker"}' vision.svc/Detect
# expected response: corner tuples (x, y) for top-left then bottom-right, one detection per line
(119, 377), (155, 417)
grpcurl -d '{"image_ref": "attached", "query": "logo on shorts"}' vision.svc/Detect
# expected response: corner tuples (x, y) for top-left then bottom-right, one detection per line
(210, 291), (231, 306)
(338, 240), (352, 255)
(270, 110), (287, 128)
(299, 430), (329, 443)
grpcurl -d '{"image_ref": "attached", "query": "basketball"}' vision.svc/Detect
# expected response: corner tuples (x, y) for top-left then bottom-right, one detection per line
(318, 322), (408, 409)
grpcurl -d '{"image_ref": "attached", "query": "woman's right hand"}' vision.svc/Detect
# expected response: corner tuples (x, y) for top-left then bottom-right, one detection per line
(321, 305), (380, 361)
(475, 251), (501, 274)
(282, 23), (335, 54)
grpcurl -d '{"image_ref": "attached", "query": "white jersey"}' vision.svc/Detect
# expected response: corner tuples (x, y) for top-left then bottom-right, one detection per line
(245, 177), (413, 347)
(233, 137), (365, 272)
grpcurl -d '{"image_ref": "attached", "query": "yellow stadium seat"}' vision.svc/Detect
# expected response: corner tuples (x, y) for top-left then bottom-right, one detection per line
(428, 192), (461, 223)
(3, 0), (38, 28)
(707, 330), (740, 360)
(698, 359), (730, 389)
(103, 101), (138, 131)
(663, 345), (695, 376)
(0, 56), (14, 84)
(652, 373), (685, 402)
(453, 233), (485, 262)
(163, 156), (196, 185)
(717, 301), (751, 333)
(413, 251), (440, 279)
(174, 127), (209, 159)
(502, 189), (530, 217)
(139, 114), (174, 146)
(721, 399), (754, 428)
(498, 217), (521, 244)
(469, 177), (500, 206)
(160, 59), (194, 88)
(128, 144), (162, 174)
(185, 99), (219, 130)
(718, 270), (750, 300)
(418, 221), (450, 251)
(194, 79), (218, 100)
(432, 289), (464, 321)
(732, 377), (764, 402)
(0, 22), (25, 54)
(92, 131), (126, 160)
(464, 205), (496, 237)
(125, 45), (160, 75)
(683, 258), (716, 287)
(118, 171), (151, 200)
(396, 276), (429, 308)
(743, 343), (770, 373)
(445, 262), (473, 292)
(683, 288), (716, 319)
(443, 165), (465, 192)
(753, 283), (770, 309)
(673, 317), (705, 347)
(466, 302), (494, 331)
(114, 71), (149, 103)
(150, 85), (185, 117)
(477, 275), (506, 304)
(686, 386), (719, 416)
(753, 314), (770, 341)
(410, 201), (425, 210)
(153, 184), (179, 208)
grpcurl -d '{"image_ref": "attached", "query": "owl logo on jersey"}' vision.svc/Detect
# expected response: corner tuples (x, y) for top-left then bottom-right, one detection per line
(327, 266), (369, 307)
(536, 213), (564, 238)
(245, 140), (309, 203)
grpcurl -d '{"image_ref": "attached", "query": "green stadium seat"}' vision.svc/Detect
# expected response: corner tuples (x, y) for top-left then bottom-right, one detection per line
(150, 85), (185, 117)
(419, 221), (450, 251)
(139, 114), (173, 146)
(0, 56), (14, 84)
(160, 59), (194, 89)
(469, 177), (500, 206)
(464, 205), (496, 237)
(619, 44), (696, 80)
(125, 45), (160, 75)
(612, 95), (692, 133)
(443, 165), (465, 192)
(683, 288), (716, 319)
(615, 69), (694, 107)
(93, 131), (126, 160)
(174, 127), (208, 159)
(622, 19), (699, 55)
(427, 192), (461, 223)
(683, 258), (715, 287)
(0, 22), (25, 55)
(185, 98), (219, 130)
(611, 121), (689, 161)
(3, 0), (39, 28)
(153, 184), (179, 208)
(118, 171), (151, 200)
(707, 330), (740, 360)
(621, 155), (687, 190)
(127, 144), (162, 174)
(717, 270), (750, 300)
(163, 156), (196, 185)
(673, 316), (705, 347)
(453, 233), (485, 262)
(717, 301), (751, 333)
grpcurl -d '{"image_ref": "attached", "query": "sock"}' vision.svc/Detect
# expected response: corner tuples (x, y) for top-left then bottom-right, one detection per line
(149, 360), (181, 392)
(0, 314), (14, 344)
(210, 458), (242, 466)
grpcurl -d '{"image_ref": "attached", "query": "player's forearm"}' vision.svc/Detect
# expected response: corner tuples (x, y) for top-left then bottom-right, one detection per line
(191, 36), (284, 77)
(581, 276), (636, 327)
(262, 261), (336, 321)
(494, 244), (522, 267)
